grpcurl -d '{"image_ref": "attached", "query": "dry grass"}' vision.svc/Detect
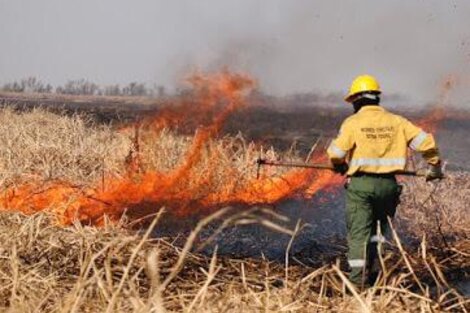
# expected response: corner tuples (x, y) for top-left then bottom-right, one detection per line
(399, 172), (470, 241)
(0, 107), (284, 189)
(0, 107), (130, 187)
(0, 107), (468, 312)
(0, 211), (467, 312)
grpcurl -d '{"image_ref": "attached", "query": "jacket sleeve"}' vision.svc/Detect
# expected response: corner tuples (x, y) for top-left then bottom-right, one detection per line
(402, 118), (440, 165)
(327, 120), (355, 164)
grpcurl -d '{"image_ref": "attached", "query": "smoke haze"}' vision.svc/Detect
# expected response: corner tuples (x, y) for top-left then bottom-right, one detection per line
(1, 0), (470, 105)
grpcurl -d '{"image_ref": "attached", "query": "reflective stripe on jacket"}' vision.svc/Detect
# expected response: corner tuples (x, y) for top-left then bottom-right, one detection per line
(327, 106), (440, 175)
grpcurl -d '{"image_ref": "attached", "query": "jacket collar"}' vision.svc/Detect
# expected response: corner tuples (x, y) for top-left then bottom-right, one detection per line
(357, 105), (385, 113)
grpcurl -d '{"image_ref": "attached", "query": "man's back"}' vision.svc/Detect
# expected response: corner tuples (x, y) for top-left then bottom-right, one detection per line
(328, 105), (439, 175)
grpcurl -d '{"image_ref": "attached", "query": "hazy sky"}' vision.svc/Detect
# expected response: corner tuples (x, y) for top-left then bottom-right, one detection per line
(1, 0), (470, 104)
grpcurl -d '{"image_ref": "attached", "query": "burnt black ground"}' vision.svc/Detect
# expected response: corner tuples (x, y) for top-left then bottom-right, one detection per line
(199, 191), (347, 262)
(148, 188), (350, 266)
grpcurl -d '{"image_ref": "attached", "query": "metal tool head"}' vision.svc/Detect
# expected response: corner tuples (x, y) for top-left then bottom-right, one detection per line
(256, 157), (266, 179)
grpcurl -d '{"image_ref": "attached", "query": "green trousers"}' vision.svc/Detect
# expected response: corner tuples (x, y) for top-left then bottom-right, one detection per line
(345, 175), (401, 286)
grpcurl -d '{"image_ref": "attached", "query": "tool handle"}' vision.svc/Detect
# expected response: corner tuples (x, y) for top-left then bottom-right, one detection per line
(256, 159), (334, 171)
(257, 159), (334, 170)
(257, 158), (425, 177)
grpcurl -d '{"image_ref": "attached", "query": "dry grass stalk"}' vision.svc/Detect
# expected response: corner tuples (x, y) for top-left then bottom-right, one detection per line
(0, 212), (467, 312)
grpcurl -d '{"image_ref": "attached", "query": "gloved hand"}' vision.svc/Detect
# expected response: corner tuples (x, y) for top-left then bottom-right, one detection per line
(333, 163), (349, 175)
(425, 163), (444, 181)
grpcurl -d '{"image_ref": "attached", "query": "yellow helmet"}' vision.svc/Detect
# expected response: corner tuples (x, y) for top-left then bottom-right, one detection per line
(345, 75), (381, 103)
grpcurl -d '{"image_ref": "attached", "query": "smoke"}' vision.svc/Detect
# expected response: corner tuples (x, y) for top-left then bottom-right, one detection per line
(1, 0), (470, 106)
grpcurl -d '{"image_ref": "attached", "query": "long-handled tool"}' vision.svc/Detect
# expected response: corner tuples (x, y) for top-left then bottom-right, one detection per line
(256, 158), (425, 178)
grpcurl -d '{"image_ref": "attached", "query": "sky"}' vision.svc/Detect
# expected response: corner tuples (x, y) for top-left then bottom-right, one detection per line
(1, 0), (470, 105)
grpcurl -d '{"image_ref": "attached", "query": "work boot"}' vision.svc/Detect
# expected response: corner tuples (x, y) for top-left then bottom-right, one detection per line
(367, 271), (379, 287)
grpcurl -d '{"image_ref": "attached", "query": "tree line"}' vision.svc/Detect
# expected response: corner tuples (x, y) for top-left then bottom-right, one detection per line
(1, 77), (166, 97)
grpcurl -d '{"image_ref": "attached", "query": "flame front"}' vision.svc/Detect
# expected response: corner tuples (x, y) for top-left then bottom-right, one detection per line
(414, 75), (457, 133)
(0, 71), (342, 225)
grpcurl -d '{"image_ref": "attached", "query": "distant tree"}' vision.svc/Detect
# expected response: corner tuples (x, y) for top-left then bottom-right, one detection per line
(43, 84), (53, 93)
(103, 84), (122, 96)
(56, 79), (100, 95)
(122, 82), (147, 96)
(22, 77), (39, 92)
(55, 86), (64, 94)
(2, 77), (162, 97)
(1, 77), (52, 93)
(2, 81), (23, 92)
(156, 85), (166, 98)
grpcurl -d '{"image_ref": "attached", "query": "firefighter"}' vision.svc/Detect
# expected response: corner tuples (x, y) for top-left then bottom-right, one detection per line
(327, 74), (443, 288)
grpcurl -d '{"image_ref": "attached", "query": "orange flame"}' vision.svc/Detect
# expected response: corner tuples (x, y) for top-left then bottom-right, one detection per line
(415, 75), (457, 133)
(0, 71), (342, 225)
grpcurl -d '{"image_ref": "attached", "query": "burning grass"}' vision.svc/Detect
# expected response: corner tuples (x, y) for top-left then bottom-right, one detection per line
(0, 71), (341, 225)
(0, 71), (468, 311)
